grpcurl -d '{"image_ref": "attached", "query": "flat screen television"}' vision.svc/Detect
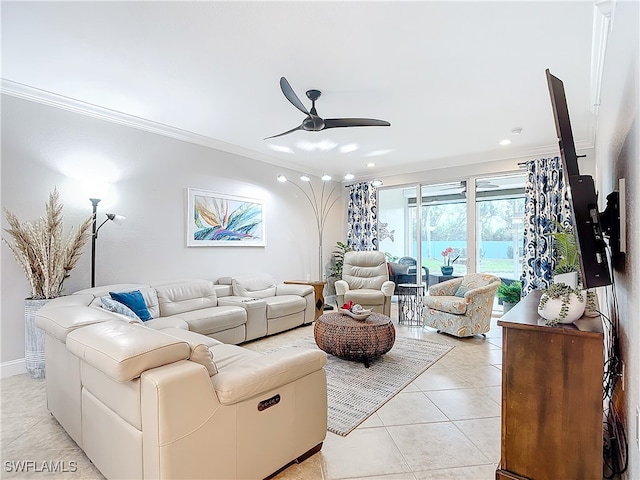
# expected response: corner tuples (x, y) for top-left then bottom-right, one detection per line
(545, 69), (619, 289)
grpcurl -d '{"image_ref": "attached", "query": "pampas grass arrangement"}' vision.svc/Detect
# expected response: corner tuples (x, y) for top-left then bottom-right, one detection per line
(3, 188), (92, 299)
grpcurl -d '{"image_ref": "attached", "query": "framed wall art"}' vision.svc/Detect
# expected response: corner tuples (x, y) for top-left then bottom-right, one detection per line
(187, 188), (265, 247)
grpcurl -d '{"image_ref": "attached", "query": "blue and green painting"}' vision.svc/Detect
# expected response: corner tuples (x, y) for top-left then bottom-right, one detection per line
(193, 195), (262, 241)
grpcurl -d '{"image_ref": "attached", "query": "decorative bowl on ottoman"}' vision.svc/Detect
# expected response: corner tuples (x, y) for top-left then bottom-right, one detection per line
(339, 301), (372, 320)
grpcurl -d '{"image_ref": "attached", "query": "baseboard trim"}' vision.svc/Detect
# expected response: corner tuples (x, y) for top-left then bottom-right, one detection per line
(1, 358), (27, 378)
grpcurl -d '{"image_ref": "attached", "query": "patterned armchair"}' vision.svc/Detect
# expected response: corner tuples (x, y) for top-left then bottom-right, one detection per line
(424, 273), (500, 337)
(335, 251), (395, 317)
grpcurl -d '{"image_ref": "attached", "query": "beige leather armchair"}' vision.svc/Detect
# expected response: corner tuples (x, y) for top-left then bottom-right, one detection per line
(335, 251), (395, 317)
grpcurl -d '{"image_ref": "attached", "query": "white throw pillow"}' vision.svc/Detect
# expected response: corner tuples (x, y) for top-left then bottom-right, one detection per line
(101, 296), (141, 320)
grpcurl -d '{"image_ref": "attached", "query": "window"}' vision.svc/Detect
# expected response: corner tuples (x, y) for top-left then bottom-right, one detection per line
(378, 173), (526, 284)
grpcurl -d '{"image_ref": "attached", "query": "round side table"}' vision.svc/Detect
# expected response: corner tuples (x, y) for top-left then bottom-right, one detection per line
(397, 283), (426, 326)
(314, 312), (395, 367)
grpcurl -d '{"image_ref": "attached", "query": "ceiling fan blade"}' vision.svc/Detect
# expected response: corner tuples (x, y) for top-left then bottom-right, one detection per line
(279, 77), (309, 115)
(323, 118), (391, 129)
(264, 124), (304, 140)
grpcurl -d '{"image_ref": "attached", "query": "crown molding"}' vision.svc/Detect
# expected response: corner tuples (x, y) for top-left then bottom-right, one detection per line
(590, 0), (616, 116)
(0, 79), (324, 176)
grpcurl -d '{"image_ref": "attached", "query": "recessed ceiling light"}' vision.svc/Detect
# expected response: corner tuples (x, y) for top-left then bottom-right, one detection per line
(371, 179), (383, 187)
(365, 149), (393, 157)
(499, 139), (512, 146)
(367, 162), (376, 167)
(340, 144), (359, 153)
(296, 139), (337, 152)
(344, 173), (355, 180)
(268, 144), (294, 154)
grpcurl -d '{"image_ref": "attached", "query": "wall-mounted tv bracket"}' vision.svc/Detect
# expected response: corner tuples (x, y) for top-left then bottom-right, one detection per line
(600, 191), (625, 269)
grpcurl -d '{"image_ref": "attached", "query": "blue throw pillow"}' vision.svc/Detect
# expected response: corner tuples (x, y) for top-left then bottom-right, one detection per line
(100, 296), (141, 320)
(109, 290), (152, 321)
(454, 285), (470, 298)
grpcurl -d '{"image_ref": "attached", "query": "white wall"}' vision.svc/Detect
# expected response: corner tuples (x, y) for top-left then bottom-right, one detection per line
(0, 95), (343, 369)
(595, 2), (639, 478)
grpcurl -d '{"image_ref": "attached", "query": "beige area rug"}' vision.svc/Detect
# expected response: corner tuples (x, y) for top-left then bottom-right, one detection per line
(265, 333), (453, 436)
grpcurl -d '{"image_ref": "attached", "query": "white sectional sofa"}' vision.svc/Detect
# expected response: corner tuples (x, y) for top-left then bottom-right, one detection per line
(34, 278), (328, 479)
(71, 274), (315, 344)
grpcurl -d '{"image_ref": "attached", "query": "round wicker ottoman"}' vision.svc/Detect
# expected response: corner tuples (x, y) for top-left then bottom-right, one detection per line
(314, 312), (396, 367)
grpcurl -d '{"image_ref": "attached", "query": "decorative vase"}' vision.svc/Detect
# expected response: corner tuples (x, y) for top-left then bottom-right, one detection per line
(24, 298), (49, 379)
(440, 266), (454, 275)
(537, 292), (586, 324)
(553, 272), (578, 289)
(503, 302), (517, 314)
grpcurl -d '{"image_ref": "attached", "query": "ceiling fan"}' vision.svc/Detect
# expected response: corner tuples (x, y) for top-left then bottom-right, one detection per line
(265, 77), (391, 139)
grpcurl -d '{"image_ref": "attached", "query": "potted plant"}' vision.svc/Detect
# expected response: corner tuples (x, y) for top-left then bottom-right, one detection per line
(440, 247), (460, 275)
(537, 282), (586, 326)
(551, 223), (579, 288)
(325, 241), (352, 300)
(3, 188), (92, 378)
(497, 280), (522, 313)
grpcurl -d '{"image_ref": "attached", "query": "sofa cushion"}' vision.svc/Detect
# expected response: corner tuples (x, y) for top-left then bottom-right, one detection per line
(344, 289), (385, 306)
(66, 321), (190, 382)
(145, 317), (189, 330)
(424, 295), (468, 315)
(232, 273), (277, 298)
(264, 295), (306, 319)
(100, 296), (141, 321)
(154, 280), (218, 317)
(211, 348), (327, 405)
(170, 306), (246, 336)
(110, 290), (152, 321)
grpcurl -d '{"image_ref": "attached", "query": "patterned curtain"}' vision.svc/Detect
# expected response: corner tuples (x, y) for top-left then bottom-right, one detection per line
(521, 156), (573, 296)
(346, 182), (378, 251)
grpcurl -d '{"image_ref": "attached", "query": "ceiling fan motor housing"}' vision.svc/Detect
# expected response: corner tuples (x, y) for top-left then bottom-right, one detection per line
(303, 115), (325, 131)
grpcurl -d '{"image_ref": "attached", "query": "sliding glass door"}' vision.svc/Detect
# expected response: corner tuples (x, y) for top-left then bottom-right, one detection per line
(378, 173), (526, 287)
(474, 174), (526, 281)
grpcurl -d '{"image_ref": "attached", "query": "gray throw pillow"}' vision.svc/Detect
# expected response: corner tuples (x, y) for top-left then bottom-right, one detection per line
(454, 285), (470, 298)
(101, 296), (141, 320)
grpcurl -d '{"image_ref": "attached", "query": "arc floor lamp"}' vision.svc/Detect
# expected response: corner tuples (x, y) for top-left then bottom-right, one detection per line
(277, 173), (340, 281)
(90, 198), (125, 288)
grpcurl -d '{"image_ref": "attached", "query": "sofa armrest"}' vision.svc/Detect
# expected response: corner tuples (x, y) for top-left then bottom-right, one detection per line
(218, 296), (267, 340)
(35, 305), (120, 342)
(66, 320), (190, 382)
(381, 281), (395, 297)
(275, 283), (313, 297)
(211, 348), (327, 405)
(334, 280), (349, 296)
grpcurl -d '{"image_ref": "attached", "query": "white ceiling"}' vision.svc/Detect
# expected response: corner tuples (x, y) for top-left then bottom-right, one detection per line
(1, 1), (599, 181)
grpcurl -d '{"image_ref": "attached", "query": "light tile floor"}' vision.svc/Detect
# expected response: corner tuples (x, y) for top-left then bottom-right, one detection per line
(1, 304), (504, 480)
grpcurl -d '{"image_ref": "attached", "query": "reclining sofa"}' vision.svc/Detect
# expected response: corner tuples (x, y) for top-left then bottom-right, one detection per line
(35, 280), (328, 479)
(71, 273), (315, 344)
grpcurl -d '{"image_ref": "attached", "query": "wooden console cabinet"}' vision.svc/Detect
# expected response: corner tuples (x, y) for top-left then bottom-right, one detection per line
(496, 290), (603, 480)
